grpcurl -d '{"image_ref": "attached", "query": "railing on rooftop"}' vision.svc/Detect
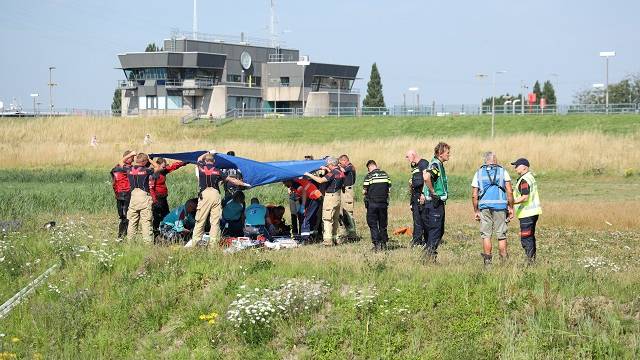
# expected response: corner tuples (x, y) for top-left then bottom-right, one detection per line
(268, 53), (295, 63)
(168, 28), (282, 48)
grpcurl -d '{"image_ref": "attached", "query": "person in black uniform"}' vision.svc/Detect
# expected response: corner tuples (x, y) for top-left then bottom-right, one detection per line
(338, 154), (357, 239)
(362, 160), (392, 251)
(405, 149), (430, 247)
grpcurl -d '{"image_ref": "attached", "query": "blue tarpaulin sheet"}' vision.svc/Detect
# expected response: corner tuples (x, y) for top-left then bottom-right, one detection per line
(150, 151), (325, 187)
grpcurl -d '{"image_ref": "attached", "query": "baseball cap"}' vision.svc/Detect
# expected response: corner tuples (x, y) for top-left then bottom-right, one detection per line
(511, 158), (530, 167)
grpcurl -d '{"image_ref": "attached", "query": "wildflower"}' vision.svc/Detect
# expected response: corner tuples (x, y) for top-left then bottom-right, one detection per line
(11, 337), (20, 343)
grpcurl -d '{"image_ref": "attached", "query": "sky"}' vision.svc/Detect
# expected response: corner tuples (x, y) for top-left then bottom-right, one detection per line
(1, 0), (639, 110)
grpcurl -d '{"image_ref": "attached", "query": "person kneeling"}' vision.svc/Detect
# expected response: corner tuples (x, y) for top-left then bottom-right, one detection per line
(221, 191), (245, 237)
(157, 198), (198, 244)
(244, 198), (272, 241)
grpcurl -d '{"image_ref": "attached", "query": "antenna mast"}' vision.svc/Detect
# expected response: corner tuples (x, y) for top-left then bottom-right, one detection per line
(270, 0), (278, 49)
(193, 0), (198, 40)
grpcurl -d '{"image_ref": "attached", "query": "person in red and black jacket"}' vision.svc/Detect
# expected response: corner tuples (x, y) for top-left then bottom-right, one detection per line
(126, 152), (161, 243)
(284, 177), (323, 244)
(111, 150), (135, 238)
(305, 157), (345, 246)
(150, 157), (187, 235)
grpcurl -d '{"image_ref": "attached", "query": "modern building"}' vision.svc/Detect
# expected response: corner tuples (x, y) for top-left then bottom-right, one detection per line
(116, 33), (359, 117)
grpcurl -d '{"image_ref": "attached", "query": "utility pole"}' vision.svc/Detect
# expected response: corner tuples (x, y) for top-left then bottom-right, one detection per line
(48, 66), (57, 116)
(600, 51), (615, 114)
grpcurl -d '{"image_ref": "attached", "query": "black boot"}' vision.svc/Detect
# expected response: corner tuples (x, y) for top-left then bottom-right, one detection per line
(481, 253), (492, 267)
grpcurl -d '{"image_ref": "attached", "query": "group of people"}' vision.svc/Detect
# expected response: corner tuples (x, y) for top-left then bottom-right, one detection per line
(110, 142), (542, 265)
(406, 143), (542, 264)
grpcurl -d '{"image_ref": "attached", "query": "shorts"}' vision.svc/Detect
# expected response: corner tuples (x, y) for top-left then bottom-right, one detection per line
(479, 208), (508, 240)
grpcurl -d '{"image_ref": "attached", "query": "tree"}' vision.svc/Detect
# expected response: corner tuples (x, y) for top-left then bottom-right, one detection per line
(542, 81), (557, 105)
(532, 81), (542, 104)
(573, 73), (640, 104)
(111, 89), (121, 116)
(145, 43), (162, 52)
(363, 63), (386, 108)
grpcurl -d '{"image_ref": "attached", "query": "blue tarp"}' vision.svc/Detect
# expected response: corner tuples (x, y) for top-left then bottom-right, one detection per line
(150, 151), (325, 187)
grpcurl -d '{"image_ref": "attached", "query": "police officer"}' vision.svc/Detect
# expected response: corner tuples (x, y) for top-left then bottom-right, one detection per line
(472, 152), (514, 266)
(362, 160), (392, 251)
(511, 158), (542, 263)
(304, 157), (345, 246)
(405, 149), (430, 247)
(338, 154), (357, 240)
(423, 142), (451, 262)
(190, 152), (250, 246)
(111, 150), (134, 238)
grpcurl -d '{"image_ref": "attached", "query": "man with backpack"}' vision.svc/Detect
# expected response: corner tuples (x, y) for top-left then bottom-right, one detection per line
(471, 152), (514, 266)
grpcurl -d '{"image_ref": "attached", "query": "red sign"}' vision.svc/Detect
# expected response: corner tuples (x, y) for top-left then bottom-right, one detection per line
(528, 93), (537, 104)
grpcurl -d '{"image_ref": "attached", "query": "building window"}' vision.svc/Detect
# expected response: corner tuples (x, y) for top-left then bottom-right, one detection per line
(146, 96), (158, 109)
(226, 74), (242, 83)
(280, 77), (290, 87)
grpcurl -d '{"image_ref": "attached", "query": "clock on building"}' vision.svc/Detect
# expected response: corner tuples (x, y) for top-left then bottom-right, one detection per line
(240, 51), (252, 70)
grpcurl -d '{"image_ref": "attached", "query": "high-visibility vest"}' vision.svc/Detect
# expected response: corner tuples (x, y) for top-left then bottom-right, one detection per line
(424, 157), (448, 201)
(476, 165), (508, 210)
(514, 172), (542, 218)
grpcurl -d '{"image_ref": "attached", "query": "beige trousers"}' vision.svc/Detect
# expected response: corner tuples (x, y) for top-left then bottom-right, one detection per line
(339, 186), (357, 236)
(322, 192), (342, 245)
(127, 188), (153, 243)
(191, 188), (222, 246)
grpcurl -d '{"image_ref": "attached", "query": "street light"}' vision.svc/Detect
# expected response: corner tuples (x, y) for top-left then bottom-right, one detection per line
(296, 56), (310, 116)
(30, 93), (39, 116)
(491, 71), (507, 138)
(599, 51), (615, 114)
(48, 66), (57, 115)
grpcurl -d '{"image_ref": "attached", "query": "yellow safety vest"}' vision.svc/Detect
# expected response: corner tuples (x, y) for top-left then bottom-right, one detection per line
(513, 172), (542, 218)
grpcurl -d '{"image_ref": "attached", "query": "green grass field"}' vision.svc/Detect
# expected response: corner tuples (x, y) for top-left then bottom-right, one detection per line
(0, 115), (639, 359)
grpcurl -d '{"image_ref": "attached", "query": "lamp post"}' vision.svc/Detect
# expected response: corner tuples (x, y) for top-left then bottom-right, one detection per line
(296, 56), (310, 116)
(599, 51), (615, 114)
(30, 93), (39, 116)
(520, 81), (528, 115)
(48, 66), (57, 116)
(491, 71), (507, 138)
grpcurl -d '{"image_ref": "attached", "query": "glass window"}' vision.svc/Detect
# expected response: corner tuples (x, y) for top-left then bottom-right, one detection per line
(280, 77), (290, 87)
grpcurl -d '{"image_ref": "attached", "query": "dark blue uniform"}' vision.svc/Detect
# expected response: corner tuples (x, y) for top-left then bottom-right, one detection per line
(410, 159), (429, 246)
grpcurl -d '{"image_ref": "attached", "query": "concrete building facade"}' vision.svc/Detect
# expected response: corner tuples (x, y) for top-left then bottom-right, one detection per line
(117, 36), (359, 117)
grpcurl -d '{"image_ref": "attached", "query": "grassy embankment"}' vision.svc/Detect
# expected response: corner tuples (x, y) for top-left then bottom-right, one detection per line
(0, 115), (639, 358)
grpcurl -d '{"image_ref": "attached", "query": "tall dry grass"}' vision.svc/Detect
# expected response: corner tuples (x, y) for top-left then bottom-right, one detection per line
(0, 116), (639, 174)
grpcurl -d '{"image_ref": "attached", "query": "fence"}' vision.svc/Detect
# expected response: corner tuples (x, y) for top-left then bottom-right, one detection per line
(2, 103), (639, 119)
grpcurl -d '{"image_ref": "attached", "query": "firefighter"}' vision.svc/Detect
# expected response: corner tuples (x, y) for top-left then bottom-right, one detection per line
(126, 152), (161, 242)
(362, 160), (392, 251)
(111, 150), (135, 239)
(423, 142), (451, 262)
(304, 157), (345, 246)
(150, 157), (187, 236)
(190, 152), (250, 246)
(405, 149), (430, 247)
(338, 154), (357, 240)
(284, 178), (323, 244)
